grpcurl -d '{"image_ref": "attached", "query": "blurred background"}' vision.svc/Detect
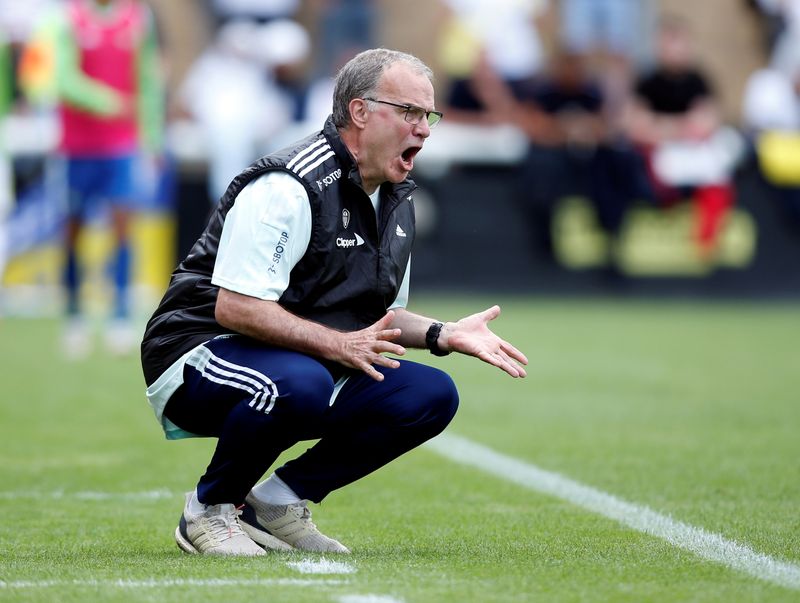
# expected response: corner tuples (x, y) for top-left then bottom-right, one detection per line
(1, 0), (799, 330)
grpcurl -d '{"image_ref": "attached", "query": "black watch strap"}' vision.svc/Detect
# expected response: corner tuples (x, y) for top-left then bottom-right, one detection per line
(425, 321), (450, 356)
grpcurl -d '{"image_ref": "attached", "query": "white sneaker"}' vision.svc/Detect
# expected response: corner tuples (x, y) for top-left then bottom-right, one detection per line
(174, 492), (265, 556)
(62, 318), (91, 360)
(103, 319), (138, 357)
(239, 494), (350, 553)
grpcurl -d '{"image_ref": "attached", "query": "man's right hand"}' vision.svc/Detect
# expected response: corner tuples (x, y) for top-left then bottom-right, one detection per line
(333, 311), (405, 381)
(216, 290), (405, 381)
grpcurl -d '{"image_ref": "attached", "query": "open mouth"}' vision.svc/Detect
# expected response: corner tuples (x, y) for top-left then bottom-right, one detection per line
(400, 145), (422, 169)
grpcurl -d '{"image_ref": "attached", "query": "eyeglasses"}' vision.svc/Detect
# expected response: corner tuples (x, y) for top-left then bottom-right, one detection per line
(364, 98), (443, 128)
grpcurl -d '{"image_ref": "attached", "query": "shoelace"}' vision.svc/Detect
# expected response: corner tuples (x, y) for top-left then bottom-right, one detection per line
(206, 507), (247, 542)
(288, 502), (318, 529)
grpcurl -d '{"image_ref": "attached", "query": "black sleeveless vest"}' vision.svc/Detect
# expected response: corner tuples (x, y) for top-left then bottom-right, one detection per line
(141, 117), (416, 385)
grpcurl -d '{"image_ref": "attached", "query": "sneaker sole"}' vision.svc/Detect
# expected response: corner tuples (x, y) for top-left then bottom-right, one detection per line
(239, 518), (295, 551)
(175, 525), (267, 556)
(174, 526), (199, 554)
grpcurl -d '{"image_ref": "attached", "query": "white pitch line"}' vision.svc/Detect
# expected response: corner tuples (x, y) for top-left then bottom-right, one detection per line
(0, 578), (348, 589)
(0, 489), (174, 501)
(287, 558), (357, 574)
(337, 595), (405, 603)
(425, 432), (800, 591)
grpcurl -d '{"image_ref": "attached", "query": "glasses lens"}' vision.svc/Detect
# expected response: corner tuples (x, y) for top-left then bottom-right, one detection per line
(405, 106), (426, 125)
(427, 111), (442, 128)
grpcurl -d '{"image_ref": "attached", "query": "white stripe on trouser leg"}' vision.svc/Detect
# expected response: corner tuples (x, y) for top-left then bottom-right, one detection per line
(253, 390), (277, 413)
(204, 359), (267, 392)
(190, 363), (258, 395)
(202, 348), (280, 389)
(187, 346), (279, 414)
(205, 354), (278, 412)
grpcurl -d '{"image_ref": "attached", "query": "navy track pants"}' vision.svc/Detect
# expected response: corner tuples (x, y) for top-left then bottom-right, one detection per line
(163, 335), (460, 505)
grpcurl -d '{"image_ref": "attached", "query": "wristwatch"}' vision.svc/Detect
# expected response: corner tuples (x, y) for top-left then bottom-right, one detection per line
(425, 321), (451, 356)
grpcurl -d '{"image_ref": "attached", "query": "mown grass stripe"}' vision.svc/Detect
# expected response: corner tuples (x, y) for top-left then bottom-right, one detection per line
(426, 432), (800, 591)
(0, 578), (348, 589)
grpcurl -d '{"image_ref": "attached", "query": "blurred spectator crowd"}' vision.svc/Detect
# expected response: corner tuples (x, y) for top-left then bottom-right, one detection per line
(437, 0), (794, 267)
(1, 0), (800, 283)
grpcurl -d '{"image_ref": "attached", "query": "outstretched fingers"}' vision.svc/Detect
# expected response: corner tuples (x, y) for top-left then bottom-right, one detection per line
(498, 347), (527, 378)
(373, 319), (405, 357)
(500, 339), (528, 366)
(476, 349), (521, 378)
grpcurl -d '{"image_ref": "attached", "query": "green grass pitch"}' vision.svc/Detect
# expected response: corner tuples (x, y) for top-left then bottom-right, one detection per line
(1, 296), (798, 602)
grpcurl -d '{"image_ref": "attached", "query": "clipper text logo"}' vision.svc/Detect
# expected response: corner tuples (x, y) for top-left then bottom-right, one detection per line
(337, 233), (365, 248)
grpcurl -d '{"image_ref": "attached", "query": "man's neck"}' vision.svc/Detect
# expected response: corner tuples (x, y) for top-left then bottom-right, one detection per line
(339, 126), (379, 195)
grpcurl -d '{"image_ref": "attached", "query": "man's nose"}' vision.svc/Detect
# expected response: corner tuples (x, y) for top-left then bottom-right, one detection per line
(413, 118), (431, 138)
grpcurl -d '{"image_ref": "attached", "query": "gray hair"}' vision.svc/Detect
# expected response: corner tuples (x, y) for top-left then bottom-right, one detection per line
(332, 48), (434, 128)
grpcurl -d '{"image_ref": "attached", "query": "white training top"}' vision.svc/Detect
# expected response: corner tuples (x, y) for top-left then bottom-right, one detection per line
(211, 171), (410, 307)
(145, 171), (411, 438)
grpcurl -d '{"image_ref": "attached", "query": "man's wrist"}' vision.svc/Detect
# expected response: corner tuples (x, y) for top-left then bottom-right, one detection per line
(425, 321), (451, 356)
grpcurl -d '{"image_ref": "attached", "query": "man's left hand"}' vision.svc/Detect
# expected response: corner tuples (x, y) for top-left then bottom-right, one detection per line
(440, 305), (528, 378)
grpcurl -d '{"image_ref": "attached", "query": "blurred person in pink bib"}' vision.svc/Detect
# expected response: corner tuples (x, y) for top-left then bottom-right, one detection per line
(25, 0), (164, 357)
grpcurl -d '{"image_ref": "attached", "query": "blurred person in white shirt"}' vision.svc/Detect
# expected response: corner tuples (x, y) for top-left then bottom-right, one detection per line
(179, 19), (309, 202)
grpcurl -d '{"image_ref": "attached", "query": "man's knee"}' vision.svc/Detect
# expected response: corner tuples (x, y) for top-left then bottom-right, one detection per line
(391, 366), (459, 432)
(425, 368), (460, 424)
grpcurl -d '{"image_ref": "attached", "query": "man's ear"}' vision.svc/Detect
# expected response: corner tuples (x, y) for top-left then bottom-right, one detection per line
(349, 98), (369, 129)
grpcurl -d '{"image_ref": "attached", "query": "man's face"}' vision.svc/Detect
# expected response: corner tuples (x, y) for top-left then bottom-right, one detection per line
(658, 27), (693, 70)
(358, 62), (436, 190)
